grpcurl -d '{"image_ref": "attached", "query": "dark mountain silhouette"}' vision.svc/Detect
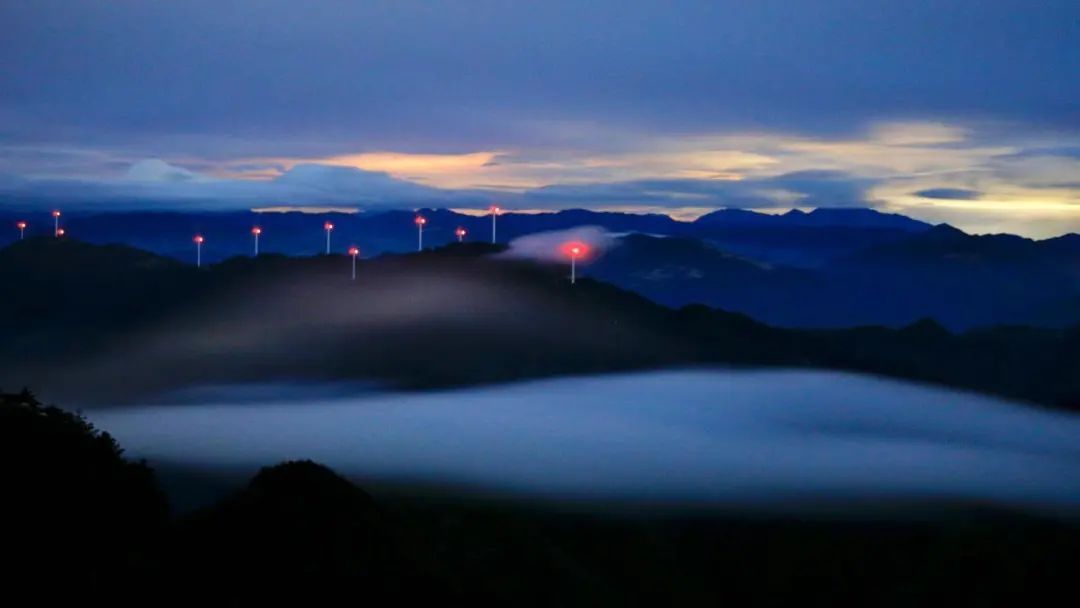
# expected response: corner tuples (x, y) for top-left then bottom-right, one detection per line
(5, 397), (1079, 604)
(0, 237), (192, 359)
(1043, 232), (1080, 255)
(1, 238), (1079, 410)
(687, 207), (932, 267)
(824, 225), (1080, 328)
(842, 223), (1049, 265)
(695, 207), (930, 231)
(0, 207), (684, 262)
(10, 206), (1077, 329)
(0, 389), (167, 594)
(166, 460), (449, 602)
(691, 207), (776, 226)
(162, 458), (1080, 606)
(2, 205), (927, 266)
(589, 233), (822, 320)
(588, 230), (1080, 329)
(785, 207), (930, 230)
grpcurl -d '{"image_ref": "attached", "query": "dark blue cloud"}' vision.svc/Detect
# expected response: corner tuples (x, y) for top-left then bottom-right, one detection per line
(0, 161), (877, 212)
(523, 170), (877, 209)
(914, 188), (982, 200)
(765, 171), (875, 208)
(1, 0), (1077, 238)
(0, 0), (1077, 158)
(0, 163), (487, 211)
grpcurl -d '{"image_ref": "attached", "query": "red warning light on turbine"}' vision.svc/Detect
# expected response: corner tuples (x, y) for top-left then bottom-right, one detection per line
(193, 234), (205, 244)
(52, 210), (61, 218)
(56, 228), (66, 237)
(415, 215), (427, 225)
(251, 226), (262, 235)
(16, 221), (27, 230)
(324, 221), (334, 231)
(562, 241), (589, 258)
(348, 246), (360, 256)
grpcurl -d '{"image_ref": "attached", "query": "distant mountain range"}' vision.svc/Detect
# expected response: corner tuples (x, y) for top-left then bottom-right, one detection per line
(0, 206), (929, 266)
(2, 207), (1077, 330)
(688, 207), (931, 267)
(1, 238), (1078, 411)
(591, 226), (1080, 330)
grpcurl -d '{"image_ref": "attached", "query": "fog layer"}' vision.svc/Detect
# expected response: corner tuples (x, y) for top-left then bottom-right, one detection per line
(88, 370), (1080, 515)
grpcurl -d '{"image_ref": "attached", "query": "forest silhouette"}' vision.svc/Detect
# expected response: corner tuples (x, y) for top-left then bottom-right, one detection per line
(3, 389), (1078, 605)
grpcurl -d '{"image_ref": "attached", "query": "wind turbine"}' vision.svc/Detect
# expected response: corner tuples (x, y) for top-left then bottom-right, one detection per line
(455, 226), (467, 242)
(324, 221), (334, 254)
(51, 210), (61, 237)
(348, 246), (360, 280)
(251, 226), (262, 256)
(415, 215), (427, 251)
(193, 234), (205, 268)
(563, 241), (588, 285)
(490, 205), (500, 243)
(15, 221), (26, 240)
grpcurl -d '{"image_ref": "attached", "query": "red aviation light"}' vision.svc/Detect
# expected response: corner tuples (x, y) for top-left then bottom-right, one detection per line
(562, 241), (589, 258)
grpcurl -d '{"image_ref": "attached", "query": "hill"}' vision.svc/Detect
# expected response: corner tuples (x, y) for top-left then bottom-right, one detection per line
(7, 208), (1079, 330)
(588, 233), (820, 319)
(5, 396), (1078, 603)
(1, 238), (1078, 410)
(687, 207), (931, 267)
(824, 225), (1080, 328)
(0, 389), (167, 591)
(0, 205), (930, 266)
(0, 207), (686, 262)
(586, 231), (1080, 329)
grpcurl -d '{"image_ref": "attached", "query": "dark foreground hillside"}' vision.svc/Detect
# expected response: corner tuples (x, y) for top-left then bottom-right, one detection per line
(1, 237), (1079, 410)
(3, 390), (1078, 606)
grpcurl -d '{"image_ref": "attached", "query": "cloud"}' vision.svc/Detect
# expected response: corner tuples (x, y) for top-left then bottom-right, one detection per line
(0, 160), (489, 210)
(521, 170), (877, 209)
(0, 146), (883, 212)
(500, 227), (618, 263)
(1000, 146), (1080, 160)
(125, 159), (202, 182)
(232, 151), (507, 189)
(3, 1), (1077, 157)
(914, 188), (982, 200)
(273, 164), (449, 203)
(2, 117), (1080, 238)
(765, 170), (876, 208)
(868, 122), (969, 146)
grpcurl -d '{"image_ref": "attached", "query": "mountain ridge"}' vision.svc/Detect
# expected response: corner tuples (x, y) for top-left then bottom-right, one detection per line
(1, 238), (1078, 411)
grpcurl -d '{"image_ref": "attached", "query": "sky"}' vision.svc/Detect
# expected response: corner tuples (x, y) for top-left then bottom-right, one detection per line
(1, 0), (1078, 237)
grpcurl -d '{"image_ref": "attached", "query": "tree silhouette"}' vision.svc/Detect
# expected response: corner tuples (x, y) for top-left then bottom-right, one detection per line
(0, 389), (168, 590)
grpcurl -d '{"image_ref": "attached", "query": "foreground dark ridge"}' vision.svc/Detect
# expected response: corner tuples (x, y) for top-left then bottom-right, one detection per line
(3, 390), (1078, 604)
(1, 237), (1078, 410)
